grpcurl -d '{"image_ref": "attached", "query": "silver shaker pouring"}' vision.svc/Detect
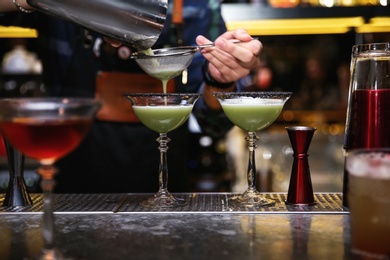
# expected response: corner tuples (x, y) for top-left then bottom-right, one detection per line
(27, 0), (168, 51)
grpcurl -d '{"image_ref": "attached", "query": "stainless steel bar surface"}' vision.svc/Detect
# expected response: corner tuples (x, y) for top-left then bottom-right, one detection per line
(0, 193), (354, 260)
(0, 193), (345, 213)
(1, 212), (352, 259)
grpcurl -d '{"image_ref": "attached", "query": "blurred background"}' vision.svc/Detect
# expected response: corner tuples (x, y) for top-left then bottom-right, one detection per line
(0, 0), (389, 194)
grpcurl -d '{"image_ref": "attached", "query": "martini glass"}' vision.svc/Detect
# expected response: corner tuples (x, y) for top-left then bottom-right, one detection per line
(214, 92), (291, 207)
(0, 97), (101, 259)
(130, 46), (198, 93)
(125, 93), (200, 209)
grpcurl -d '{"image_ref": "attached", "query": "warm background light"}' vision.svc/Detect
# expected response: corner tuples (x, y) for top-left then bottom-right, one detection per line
(0, 26), (38, 38)
(226, 17), (364, 35)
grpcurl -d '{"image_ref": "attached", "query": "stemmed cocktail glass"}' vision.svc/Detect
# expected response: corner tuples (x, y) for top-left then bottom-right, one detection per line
(214, 92), (291, 207)
(0, 98), (101, 259)
(128, 47), (199, 208)
(125, 93), (200, 209)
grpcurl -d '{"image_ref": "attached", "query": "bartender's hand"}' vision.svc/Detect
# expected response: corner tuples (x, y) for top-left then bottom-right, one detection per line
(197, 28), (261, 84)
(196, 28), (262, 110)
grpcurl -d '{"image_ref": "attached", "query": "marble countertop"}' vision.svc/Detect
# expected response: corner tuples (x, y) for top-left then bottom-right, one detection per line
(0, 193), (357, 260)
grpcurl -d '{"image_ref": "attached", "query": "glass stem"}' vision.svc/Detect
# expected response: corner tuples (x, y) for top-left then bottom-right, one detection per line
(246, 132), (259, 193)
(38, 165), (58, 251)
(157, 133), (170, 195)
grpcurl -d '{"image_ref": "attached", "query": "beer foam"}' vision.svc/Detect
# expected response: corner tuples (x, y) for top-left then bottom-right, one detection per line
(347, 152), (390, 179)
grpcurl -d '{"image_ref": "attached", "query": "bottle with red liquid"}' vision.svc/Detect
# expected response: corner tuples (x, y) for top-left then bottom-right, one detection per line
(343, 42), (390, 207)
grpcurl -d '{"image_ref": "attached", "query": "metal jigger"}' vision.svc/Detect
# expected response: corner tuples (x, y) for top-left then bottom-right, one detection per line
(285, 126), (316, 206)
(2, 138), (32, 207)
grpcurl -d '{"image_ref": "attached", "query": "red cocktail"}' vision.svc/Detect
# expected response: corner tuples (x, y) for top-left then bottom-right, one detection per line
(0, 98), (101, 259)
(0, 118), (93, 164)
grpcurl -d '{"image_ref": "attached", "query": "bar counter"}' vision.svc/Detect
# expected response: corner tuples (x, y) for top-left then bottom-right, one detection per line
(0, 193), (357, 260)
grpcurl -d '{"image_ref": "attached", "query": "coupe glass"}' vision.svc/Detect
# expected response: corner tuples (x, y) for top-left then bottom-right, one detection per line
(214, 92), (291, 207)
(0, 98), (101, 259)
(125, 93), (200, 209)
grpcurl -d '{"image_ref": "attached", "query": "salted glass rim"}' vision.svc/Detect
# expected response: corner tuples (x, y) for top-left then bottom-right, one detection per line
(213, 91), (292, 100)
(124, 93), (201, 98)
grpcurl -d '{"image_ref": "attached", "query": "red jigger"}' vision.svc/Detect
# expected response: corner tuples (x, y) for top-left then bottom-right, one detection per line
(285, 126), (316, 206)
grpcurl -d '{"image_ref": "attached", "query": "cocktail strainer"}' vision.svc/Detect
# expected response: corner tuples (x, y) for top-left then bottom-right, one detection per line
(130, 46), (198, 81)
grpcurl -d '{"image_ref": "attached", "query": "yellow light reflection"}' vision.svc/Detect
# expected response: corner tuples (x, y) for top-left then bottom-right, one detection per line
(226, 17), (364, 35)
(0, 26), (38, 38)
(356, 17), (390, 33)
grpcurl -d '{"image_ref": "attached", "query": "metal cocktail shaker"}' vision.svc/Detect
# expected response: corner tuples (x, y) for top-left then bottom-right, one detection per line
(27, 0), (168, 51)
(343, 42), (390, 207)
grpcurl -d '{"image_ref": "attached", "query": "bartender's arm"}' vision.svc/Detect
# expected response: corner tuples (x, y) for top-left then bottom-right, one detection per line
(192, 28), (262, 138)
(0, 0), (262, 111)
(0, 0), (34, 12)
(107, 28), (261, 112)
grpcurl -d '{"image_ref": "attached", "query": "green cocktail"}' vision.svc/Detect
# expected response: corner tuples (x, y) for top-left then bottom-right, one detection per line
(152, 71), (182, 94)
(221, 101), (284, 132)
(125, 93), (200, 209)
(214, 92), (291, 208)
(140, 49), (182, 93)
(133, 105), (193, 133)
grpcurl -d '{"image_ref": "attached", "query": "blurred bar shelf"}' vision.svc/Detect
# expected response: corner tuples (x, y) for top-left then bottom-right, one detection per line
(222, 5), (390, 21)
(222, 4), (390, 35)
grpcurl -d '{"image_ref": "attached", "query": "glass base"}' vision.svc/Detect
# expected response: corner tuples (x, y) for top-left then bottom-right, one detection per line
(228, 189), (275, 208)
(39, 248), (66, 260)
(352, 248), (390, 260)
(140, 191), (187, 209)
